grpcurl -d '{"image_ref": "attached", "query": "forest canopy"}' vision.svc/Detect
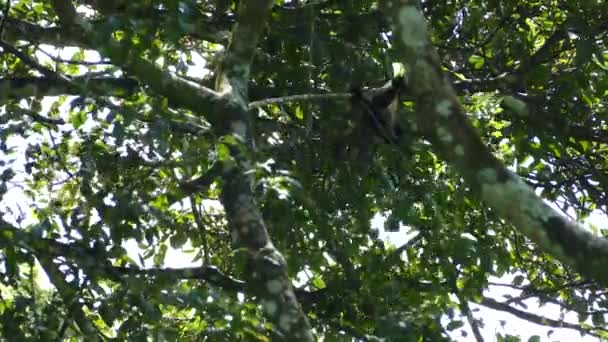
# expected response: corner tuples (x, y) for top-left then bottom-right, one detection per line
(0, 0), (608, 341)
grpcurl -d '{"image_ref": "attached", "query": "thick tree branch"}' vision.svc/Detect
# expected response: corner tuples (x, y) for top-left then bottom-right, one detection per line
(49, 0), (226, 122)
(49, 0), (314, 339)
(212, 0), (315, 340)
(382, 0), (608, 286)
(0, 76), (138, 103)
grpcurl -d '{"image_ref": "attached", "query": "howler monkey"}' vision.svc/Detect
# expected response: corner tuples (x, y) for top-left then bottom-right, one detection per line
(350, 76), (405, 144)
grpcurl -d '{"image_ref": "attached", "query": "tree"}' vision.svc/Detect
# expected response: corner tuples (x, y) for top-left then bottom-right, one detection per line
(0, 0), (607, 340)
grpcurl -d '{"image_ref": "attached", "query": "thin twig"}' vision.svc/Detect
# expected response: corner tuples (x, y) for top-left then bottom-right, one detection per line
(480, 296), (605, 337)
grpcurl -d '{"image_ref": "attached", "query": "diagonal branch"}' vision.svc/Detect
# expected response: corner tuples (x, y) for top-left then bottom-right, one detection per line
(0, 40), (67, 79)
(382, 1), (608, 286)
(49, 0), (314, 339)
(49, 0), (226, 123)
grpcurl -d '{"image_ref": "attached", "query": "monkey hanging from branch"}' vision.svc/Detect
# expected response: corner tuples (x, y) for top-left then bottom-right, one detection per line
(341, 76), (410, 185)
(349, 76), (406, 145)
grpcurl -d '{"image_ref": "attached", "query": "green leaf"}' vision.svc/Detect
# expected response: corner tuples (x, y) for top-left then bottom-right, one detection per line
(69, 111), (87, 128)
(468, 55), (485, 69)
(311, 276), (326, 289)
(154, 244), (168, 266)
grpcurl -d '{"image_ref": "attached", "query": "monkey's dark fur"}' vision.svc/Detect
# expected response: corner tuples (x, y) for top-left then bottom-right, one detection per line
(350, 76), (405, 144)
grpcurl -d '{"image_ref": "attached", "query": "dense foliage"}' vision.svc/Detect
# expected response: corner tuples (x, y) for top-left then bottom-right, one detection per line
(0, 0), (607, 340)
